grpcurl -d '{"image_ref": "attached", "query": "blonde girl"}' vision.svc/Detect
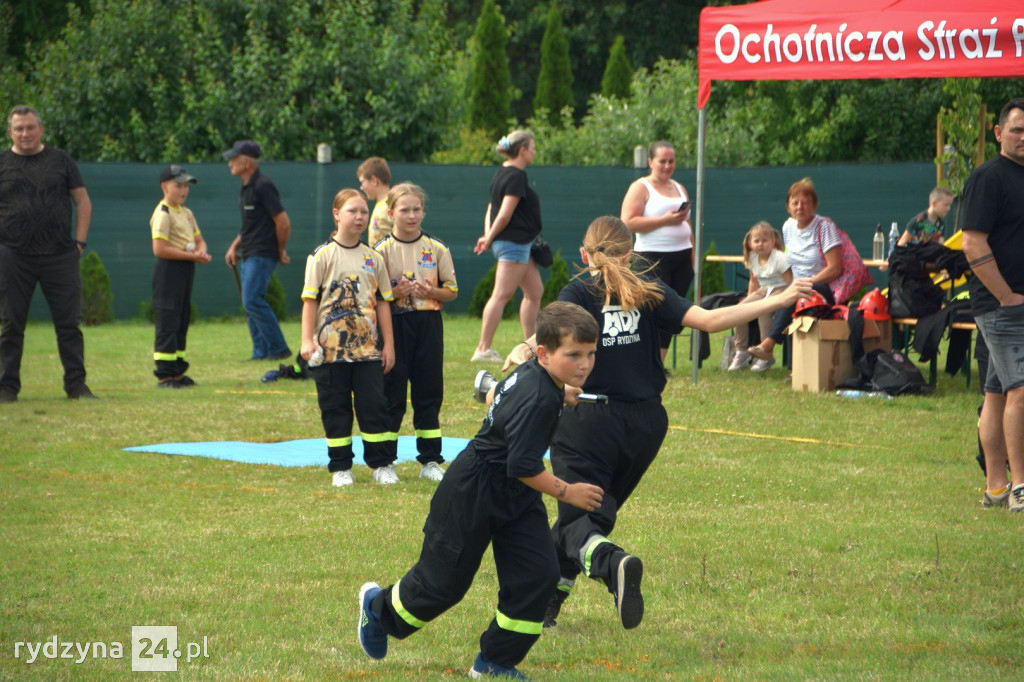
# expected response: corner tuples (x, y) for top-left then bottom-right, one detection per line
(728, 221), (793, 372)
(502, 216), (811, 630)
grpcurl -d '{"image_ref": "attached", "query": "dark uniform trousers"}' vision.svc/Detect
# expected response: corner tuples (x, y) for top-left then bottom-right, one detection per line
(383, 310), (444, 464)
(369, 450), (558, 668)
(312, 361), (397, 471)
(549, 398), (668, 590)
(152, 259), (194, 379)
(0, 246), (86, 395)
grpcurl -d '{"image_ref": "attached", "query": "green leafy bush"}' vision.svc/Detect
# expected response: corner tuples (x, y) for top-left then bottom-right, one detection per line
(540, 249), (571, 307)
(468, 262), (515, 319)
(80, 251), (113, 325)
(701, 240), (726, 298)
(266, 272), (288, 322)
(468, 0), (511, 140)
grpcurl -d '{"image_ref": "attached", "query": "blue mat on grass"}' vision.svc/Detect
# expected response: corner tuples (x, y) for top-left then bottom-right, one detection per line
(124, 436), (471, 467)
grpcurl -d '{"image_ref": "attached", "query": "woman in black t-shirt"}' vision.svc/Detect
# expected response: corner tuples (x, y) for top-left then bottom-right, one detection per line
(471, 130), (545, 363)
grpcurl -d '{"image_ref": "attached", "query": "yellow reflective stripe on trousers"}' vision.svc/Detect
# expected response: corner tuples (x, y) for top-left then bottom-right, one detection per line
(326, 436), (352, 447)
(153, 352), (177, 361)
(392, 579), (427, 629)
(361, 431), (398, 443)
(415, 429), (442, 439)
(583, 536), (612, 578)
(495, 608), (542, 635)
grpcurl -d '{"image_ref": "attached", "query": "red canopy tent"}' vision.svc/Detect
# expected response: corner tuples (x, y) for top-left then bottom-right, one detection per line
(687, 0), (1024, 382)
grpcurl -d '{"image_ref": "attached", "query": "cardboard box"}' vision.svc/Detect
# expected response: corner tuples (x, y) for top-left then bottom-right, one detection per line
(786, 318), (892, 392)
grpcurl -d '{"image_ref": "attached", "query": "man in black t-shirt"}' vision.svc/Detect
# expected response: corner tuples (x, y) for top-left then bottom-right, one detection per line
(961, 98), (1024, 512)
(223, 140), (292, 361)
(0, 105), (94, 402)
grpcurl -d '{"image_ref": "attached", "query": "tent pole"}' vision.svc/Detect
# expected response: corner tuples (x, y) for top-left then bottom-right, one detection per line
(691, 106), (707, 385)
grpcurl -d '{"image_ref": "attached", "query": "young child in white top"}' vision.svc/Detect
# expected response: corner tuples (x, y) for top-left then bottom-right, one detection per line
(728, 221), (792, 372)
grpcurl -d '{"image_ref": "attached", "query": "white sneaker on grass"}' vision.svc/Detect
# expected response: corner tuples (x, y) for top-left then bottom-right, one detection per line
(420, 462), (444, 482)
(728, 350), (751, 371)
(1010, 484), (1024, 512)
(471, 348), (503, 363)
(751, 357), (776, 373)
(372, 464), (400, 486)
(332, 470), (354, 487)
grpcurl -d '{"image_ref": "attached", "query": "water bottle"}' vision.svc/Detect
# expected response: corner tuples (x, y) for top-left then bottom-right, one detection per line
(872, 224), (885, 261)
(836, 390), (894, 401)
(888, 221), (900, 256)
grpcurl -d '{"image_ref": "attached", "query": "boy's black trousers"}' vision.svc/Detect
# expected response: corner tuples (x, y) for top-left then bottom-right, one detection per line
(370, 449), (558, 668)
(549, 398), (668, 589)
(383, 310), (444, 464)
(152, 259), (194, 379)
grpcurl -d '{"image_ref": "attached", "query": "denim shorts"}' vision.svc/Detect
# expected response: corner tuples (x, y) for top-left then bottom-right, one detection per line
(974, 302), (1024, 394)
(492, 239), (532, 265)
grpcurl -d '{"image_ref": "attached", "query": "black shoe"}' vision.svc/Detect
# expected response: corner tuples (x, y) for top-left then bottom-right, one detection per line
(176, 376), (196, 387)
(0, 388), (17, 403)
(543, 587), (571, 629)
(158, 379), (184, 389)
(67, 385), (97, 400)
(266, 349), (292, 361)
(613, 553), (644, 630)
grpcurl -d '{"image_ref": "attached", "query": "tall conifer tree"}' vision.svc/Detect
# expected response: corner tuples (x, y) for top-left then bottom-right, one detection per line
(601, 35), (632, 99)
(533, 2), (573, 126)
(469, 0), (511, 138)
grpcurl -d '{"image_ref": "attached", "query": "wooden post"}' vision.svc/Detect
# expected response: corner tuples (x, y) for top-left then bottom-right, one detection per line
(936, 116), (944, 185)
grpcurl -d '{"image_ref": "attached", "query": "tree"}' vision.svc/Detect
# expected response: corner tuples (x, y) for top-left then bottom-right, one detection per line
(938, 78), (990, 198)
(533, 2), (574, 126)
(601, 35), (631, 100)
(16, 0), (463, 162)
(468, 0), (511, 139)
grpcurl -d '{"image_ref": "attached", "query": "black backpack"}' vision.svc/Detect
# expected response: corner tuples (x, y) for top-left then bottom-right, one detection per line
(869, 350), (930, 395)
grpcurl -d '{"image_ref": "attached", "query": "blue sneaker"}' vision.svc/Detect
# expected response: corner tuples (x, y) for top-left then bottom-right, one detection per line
(357, 582), (387, 659)
(468, 653), (530, 680)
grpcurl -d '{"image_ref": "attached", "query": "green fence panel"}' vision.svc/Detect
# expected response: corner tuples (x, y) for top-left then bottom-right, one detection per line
(28, 160), (936, 320)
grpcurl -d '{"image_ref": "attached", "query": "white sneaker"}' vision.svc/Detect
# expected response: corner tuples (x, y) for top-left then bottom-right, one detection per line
(471, 348), (503, 363)
(420, 462), (445, 482)
(332, 470), (354, 487)
(728, 350), (751, 371)
(372, 464), (400, 485)
(750, 357), (776, 373)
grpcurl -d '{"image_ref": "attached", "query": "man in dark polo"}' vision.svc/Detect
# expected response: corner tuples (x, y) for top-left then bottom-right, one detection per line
(0, 104), (95, 402)
(223, 140), (292, 361)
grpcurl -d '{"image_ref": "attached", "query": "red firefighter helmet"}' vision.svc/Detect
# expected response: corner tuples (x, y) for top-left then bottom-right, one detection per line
(857, 288), (890, 320)
(828, 304), (850, 321)
(794, 291), (831, 318)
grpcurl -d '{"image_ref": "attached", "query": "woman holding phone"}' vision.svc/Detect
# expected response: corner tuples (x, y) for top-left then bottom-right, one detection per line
(620, 141), (693, 366)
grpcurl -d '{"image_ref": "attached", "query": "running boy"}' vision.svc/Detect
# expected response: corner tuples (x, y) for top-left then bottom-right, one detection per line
(150, 164), (212, 388)
(375, 183), (458, 482)
(300, 188), (398, 487)
(358, 301), (604, 680)
(357, 156), (392, 246)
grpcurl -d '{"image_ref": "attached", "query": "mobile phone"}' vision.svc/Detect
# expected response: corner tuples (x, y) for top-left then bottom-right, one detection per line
(677, 201), (691, 213)
(577, 393), (609, 404)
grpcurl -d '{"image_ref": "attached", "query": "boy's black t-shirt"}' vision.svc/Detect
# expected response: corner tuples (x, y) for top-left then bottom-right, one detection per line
(558, 275), (690, 402)
(488, 165), (542, 245)
(469, 359), (564, 479)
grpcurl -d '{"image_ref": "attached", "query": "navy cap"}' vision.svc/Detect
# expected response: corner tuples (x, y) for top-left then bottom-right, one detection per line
(222, 140), (261, 159)
(159, 164), (197, 184)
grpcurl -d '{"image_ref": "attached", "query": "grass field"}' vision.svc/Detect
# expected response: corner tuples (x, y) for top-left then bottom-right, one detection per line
(0, 315), (1020, 680)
